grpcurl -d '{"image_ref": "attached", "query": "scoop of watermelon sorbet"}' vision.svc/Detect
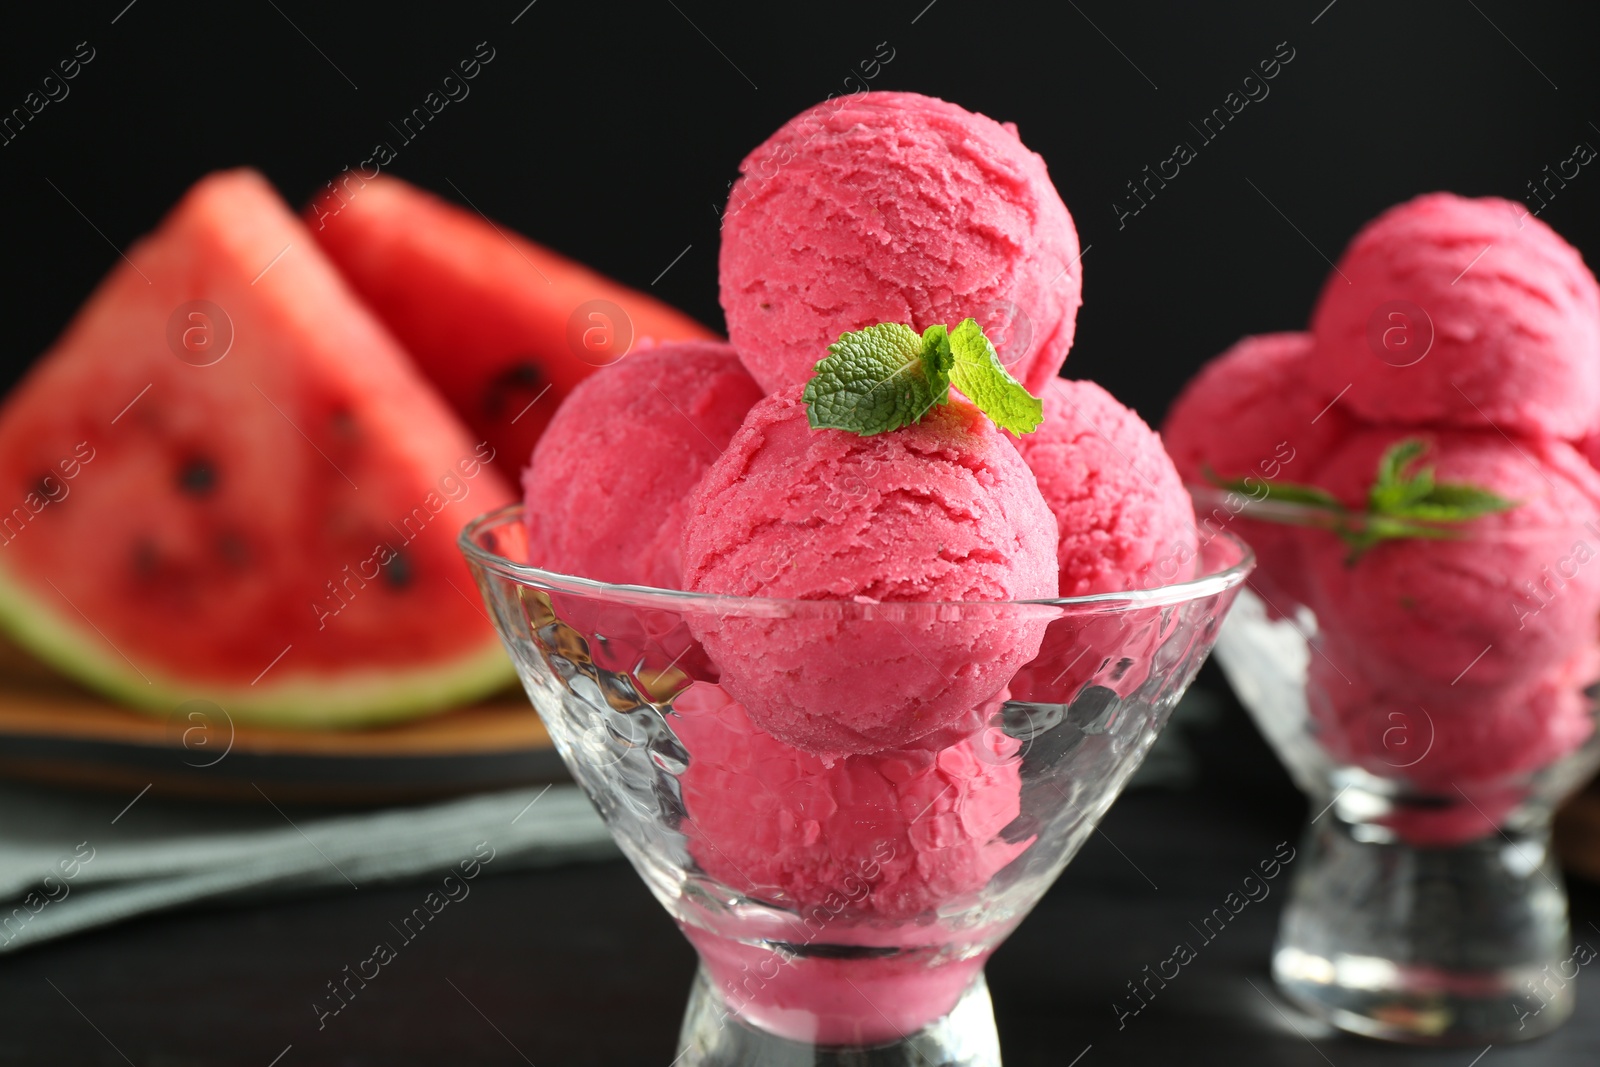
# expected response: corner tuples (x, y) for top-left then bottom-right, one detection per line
(1016, 379), (1197, 596)
(681, 390), (1058, 755)
(1307, 645), (1597, 846)
(522, 340), (762, 589)
(1164, 333), (1351, 491)
(1163, 332), (1354, 610)
(1309, 643), (1597, 794)
(1006, 379), (1198, 706)
(671, 679), (1028, 1044)
(1307, 193), (1600, 439)
(1301, 427), (1600, 693)
(718, 91), (1082, 395)
(672, 681), (1028, 920)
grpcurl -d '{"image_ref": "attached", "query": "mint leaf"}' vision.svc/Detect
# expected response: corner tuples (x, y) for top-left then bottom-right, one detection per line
(1204, 438), (1519, 564)
(1373, 438), (1428, 493)
(1368, 439), (1428, 512)
(920, 322), (953, 397)
(1370, 466), (1435, 513)
(800, 317), (1043, 437)
(802, 323), (951, 435)
(1263, 483), (1346, 508)
(1207, 469), (1345, 511)
(946, 317), (1043, 436)
(1344, 440), (1517, 560)
(1363, 440), (1516, 525)
(1416, 482), (1517, 518)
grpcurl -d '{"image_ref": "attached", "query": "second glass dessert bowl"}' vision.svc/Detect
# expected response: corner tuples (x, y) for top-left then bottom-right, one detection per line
(1197, 488), (1600, 1045)
(462, 503), (1250, 1065)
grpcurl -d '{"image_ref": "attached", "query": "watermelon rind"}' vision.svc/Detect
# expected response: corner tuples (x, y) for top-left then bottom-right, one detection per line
(0, 561), (515, 728)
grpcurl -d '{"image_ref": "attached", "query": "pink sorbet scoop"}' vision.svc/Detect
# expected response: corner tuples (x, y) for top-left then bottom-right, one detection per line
(672, 681), (1028, 1046)
(1301, 427), (1600, 693)
(719, 91), (1083, 396)
(1017, 378), (1198, 596)
(673, 681), (1028, 919)
(522, 340), (762, 589)
(1163, 331), (1353, 608)
(1307, 193), (1600, 439)
(681, 389), (1058, 754)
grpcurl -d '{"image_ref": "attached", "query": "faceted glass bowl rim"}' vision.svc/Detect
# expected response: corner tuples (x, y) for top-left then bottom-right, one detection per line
(458, 502), (1255, 614)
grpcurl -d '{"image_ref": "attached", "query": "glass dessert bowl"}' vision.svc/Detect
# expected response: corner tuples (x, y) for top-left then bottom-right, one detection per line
(461, 503), (1251, 1065)
(1197, 487), (1600, 1045)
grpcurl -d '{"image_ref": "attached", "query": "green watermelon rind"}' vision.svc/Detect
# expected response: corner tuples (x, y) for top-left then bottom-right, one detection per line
(0, 561), (516, 728)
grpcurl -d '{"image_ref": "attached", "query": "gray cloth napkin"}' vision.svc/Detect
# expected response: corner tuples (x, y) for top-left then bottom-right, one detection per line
(0, 781), (615, 953)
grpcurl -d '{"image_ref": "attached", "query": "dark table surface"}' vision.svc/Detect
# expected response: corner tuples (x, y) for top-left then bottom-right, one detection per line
(4, 669), (1600, 1066)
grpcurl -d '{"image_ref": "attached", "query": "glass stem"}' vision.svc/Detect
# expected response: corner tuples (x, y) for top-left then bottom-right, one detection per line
(1274, 808), (1574, 1044)
(675, 965), (1004, 1066)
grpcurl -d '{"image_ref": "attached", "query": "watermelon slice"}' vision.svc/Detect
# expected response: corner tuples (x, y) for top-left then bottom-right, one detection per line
(309, 176), (719, 478)
(0, 169), (516, 727)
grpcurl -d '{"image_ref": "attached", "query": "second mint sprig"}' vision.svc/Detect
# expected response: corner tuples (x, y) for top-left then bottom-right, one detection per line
(1209, 438), (1516, 562)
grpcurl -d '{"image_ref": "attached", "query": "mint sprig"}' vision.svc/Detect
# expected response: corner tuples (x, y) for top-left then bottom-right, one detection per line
(946, 318), (1044, 435)
(1208, 438), (1517, 562)
(802, 318), (1043, 436)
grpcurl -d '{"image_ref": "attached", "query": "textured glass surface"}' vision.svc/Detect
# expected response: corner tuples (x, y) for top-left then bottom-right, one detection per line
(462, 503), (1248, 1061)
(1217, 565), (1600, 1044)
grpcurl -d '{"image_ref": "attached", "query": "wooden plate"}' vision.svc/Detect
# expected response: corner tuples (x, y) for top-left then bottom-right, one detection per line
(0, 638), (564, 805)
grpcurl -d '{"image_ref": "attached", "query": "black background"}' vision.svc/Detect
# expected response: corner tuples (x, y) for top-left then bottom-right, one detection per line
(3, 0), (1599, 427)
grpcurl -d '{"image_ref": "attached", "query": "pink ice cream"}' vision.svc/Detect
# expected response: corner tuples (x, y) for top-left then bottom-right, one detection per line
(672, 682), (1028, 918)
(681, 390), (1058, 754)
(1006, 379), (1199, 706)
(684, 924), (995, 1047)
(522, 340), (763, 588)
(1581, 435), (1600, 472)
(1300, 427), (1600, 692)
(718, 91), (1083, 395)
(672, 681), (1028, 1044)
(1307, 647), (1596, 846)
(1164, 333), (1350, 490)
(1307, 193), (1600, 439)
(1163, 331), (1354, 608)
(1017, 378), (1197, 596)
(1309, 644), (1597, 792)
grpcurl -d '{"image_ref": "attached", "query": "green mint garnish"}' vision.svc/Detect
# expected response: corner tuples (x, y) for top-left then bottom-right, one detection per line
(802, 318), (1042, 436)
(802, 322), (951, 436)
(1208, 438), (1517, 562)
(945, 318), (1044, 435)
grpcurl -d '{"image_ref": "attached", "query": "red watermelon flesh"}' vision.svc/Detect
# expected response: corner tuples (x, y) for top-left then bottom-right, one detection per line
(0, 169), (515, 726)
(308, 175), (719, 478)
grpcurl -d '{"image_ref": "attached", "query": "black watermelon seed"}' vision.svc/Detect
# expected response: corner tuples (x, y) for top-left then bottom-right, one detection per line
(383, 552), (413, 590)
(483, 360), (543, 417)
(330, 410), (359, 441)
(216, 532), (249, 567)
(132, 539), (159, 578)
(32, 474), (55, 500)
(177, 458), (216, 496)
